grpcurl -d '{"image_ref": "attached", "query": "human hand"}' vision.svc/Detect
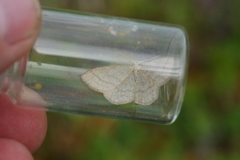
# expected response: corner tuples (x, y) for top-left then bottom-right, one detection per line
(0, 0), (47, 159)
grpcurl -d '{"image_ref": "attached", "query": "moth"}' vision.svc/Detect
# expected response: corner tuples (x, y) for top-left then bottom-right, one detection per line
(81, 57), (174, 105)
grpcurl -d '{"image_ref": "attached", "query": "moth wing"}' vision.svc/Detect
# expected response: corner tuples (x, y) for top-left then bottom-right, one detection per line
(134, 71), (159, 106)
(103, 72), (135, 105)
(81, 65), (133, 93)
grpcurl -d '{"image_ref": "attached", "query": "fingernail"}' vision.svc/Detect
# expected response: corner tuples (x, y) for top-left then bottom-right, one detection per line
(0, 0), (41, 44)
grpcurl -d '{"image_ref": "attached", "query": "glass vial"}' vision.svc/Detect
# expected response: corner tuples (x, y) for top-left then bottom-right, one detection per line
(0, 8), (188, 124)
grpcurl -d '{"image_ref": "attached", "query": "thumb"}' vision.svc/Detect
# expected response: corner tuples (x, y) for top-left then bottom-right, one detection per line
(0, 0), (41, 73)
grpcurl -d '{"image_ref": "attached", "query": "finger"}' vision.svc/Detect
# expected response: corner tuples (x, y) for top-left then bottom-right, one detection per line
(0, 94), (47, 153)
(0, 139), (33, 160)
(0, 0), (41, 73)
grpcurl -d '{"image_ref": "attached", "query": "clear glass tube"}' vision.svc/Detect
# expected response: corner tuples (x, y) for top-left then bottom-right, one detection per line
(0, 8), (188, 124)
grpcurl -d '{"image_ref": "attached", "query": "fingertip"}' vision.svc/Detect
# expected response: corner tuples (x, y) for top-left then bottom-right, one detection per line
(0, 0), (41, 44)
(0, 139), (34, 160)
(0, 94), (47, 153)
(0, 0), (41, 73)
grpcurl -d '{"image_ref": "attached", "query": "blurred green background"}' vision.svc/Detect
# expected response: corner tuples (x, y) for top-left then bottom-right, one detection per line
(34, 0), (240, 159)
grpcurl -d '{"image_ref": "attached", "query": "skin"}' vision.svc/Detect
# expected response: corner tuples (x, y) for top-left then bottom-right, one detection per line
(0, 0), (47, 159)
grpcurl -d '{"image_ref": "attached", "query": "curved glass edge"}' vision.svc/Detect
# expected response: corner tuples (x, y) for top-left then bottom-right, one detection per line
(0, 55), (28, 103)
(168, 28), (189, 124)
